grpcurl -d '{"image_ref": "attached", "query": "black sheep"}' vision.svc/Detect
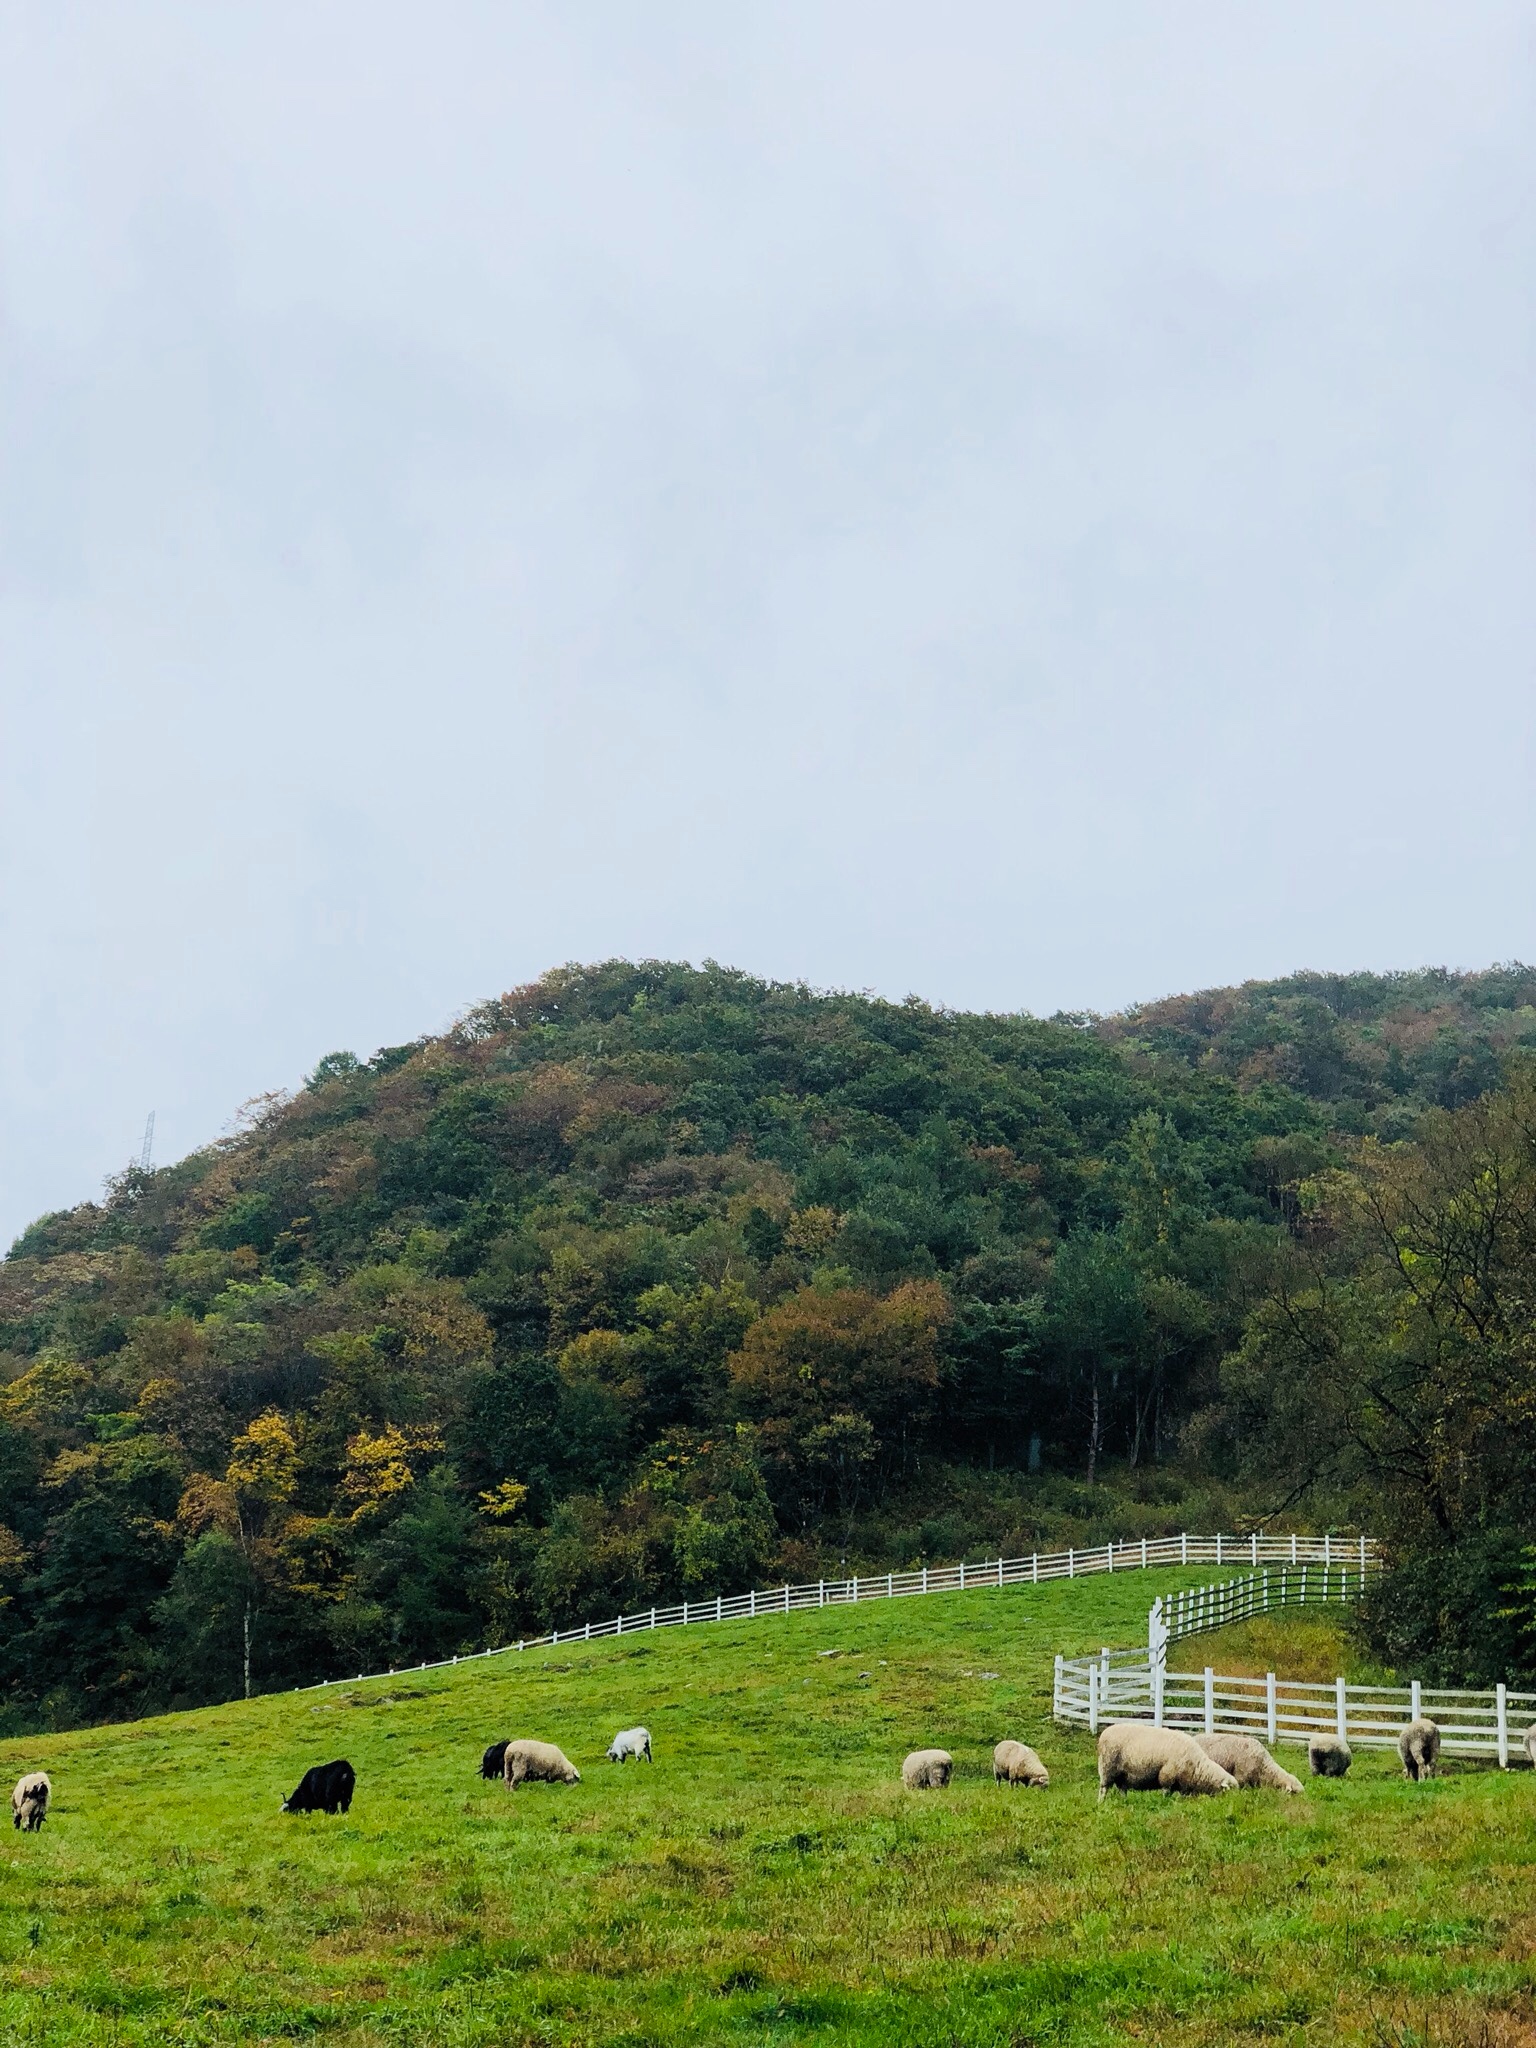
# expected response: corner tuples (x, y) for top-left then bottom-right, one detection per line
(282, 1759), (356, 1814)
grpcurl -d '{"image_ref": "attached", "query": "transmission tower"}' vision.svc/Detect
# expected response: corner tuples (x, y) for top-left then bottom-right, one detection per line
(139, 1110), (155, 1174)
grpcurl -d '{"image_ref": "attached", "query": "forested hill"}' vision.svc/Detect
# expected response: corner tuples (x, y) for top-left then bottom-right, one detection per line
(1092, 963), (1536, 1129)
(3, 958), (1533, 1729)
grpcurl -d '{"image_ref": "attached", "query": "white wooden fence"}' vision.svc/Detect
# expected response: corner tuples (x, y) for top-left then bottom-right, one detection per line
(307, 1531), (1374, 1691)
(1055, 1560), (1536, 1766)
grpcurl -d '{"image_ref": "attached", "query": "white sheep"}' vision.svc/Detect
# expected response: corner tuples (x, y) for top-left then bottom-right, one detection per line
(502, 1739), (581, 1788)
(1308, 1734), (1352, 1778)
(992, 1739), (1049, 1788)
(1195, 1732), (1303, 1794)
(11, 1772), (50, 1832)
(902, 1748), (954, 1789)
(1096, 1722), (1236, 1799)
(606, 1726), (652, 1765)
(1398, 1717), (1441, 1781)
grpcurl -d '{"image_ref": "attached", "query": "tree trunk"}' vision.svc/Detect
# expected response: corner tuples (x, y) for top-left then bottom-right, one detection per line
(243, 1599), (252, 1701)
(1087, 1376), (1101, 1487)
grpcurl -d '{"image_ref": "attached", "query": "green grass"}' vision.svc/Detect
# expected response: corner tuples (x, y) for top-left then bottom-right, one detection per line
(4, 1570), (1535, 2047)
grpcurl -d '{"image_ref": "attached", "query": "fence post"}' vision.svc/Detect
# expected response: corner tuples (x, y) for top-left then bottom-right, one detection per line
(998, 1556), (1004, 1587)
(887, 1573), (893, 1598)
(651, 1607), (657, 1630)
(1141, 1537), (1148, 1569)
(1411, 1678), (1421, 1722)
(1359, 1534), (1367, 1573)
(1181, 1532), (1188, 1566)
(1069, 1548), (1075, 1578)
(1267, 1671), (1277, 1746)
(922, 1565), (929, 1594)
(1032, 1553), (1039, 1583)
(1291, 1533), (1297, 1564)
(819, 1579), (825, 1608)
(1335, 1675), (1347, 1740)
(960, 1561), (967, 1589)
(1324, 1533), (1332, 1568)
(1053, 1653), (1063, 1717)
(1251, 1532), (1258, 1566)
(1204, 1667), (1215, 1734)
(1217, 1533), (1223, 1566)
(1108, 1543), (1114, 1572)
(750, 1590), (756, 1617)
(1498, 1683), (1510, 1768)
(1088, 1660), (1100, 1734)
(1153, 1656), (1164, 1726)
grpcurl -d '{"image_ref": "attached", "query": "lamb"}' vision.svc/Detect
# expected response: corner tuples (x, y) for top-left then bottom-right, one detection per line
(902, 1748), (954, 1789)
(1194, 1732), (1303, 1794)
(1096, 1722), (1237, 1799)
(1308, 1735), (1352, 1778)
(11, 1772), (50, 1832)
(606, 1726), (652, 1765)
(503, 1738), (581, 1788)
(992, 1739), (1049, 1788)
(480, 1741), (509, 1781)
(1398, 1717), (1441, 1781)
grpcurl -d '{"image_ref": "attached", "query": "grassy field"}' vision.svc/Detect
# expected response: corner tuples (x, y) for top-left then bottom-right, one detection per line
(4, 1570), (1536, 2048)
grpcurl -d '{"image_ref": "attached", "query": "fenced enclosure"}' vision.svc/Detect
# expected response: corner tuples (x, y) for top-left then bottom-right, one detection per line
(308, 1531), (1375, 1692)
(1055, 1557), (1536, 1766)
(1150, 1560), (1374, 1662)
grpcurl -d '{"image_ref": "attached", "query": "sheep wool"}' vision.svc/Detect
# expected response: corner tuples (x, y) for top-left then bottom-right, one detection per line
(1398, 1718), (1441, 1782)
(902, 1749), (954, 1790)
(992, 1739), (1049, 1788)
(11, 1772), (50, 1832)
(1308, 1735), (1352, 1778)
(1195, 1732), (1303, 1794)
(1096, 1722), (1237, 1799)
(503, 1739), (581, 1788)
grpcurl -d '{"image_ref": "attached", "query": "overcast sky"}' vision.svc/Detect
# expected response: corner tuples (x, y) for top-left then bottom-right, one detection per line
(1, 2), (1531, 1246)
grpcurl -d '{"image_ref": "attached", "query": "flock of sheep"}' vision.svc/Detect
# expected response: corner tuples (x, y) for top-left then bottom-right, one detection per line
(5, 1707), (1500, 1837)
(897, 1717), (1452, 1800)
(1090, 1717), (1445, 1797)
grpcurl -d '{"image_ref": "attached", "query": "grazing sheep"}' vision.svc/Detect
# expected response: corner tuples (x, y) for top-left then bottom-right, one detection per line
(11, 1772), (50, 1832)
(480, 1741), (509, 1781)
(283, 1759), (355, 1814)
(1398, 1717), (1441, 1781)
(992, 1739), (1049, 1788)
(1308, 1735), (1352, 1778)
(605, 1726), (652, 1765)
(1096, 1722), (1237, 1800)
(902, 1748), (954, 1789)
(503, 1739), (581, 1789)
(1195, 1733), (1304, 1794)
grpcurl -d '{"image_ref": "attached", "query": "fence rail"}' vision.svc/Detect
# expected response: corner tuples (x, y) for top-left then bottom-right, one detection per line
(305, 1532), (1376, 1692)
(1056, 1558), (1535, 1766)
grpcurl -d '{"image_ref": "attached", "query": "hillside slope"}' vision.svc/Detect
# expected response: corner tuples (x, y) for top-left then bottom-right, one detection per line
(2, 959), (1527, 1728)
(3, 1571), (1530, 2048)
